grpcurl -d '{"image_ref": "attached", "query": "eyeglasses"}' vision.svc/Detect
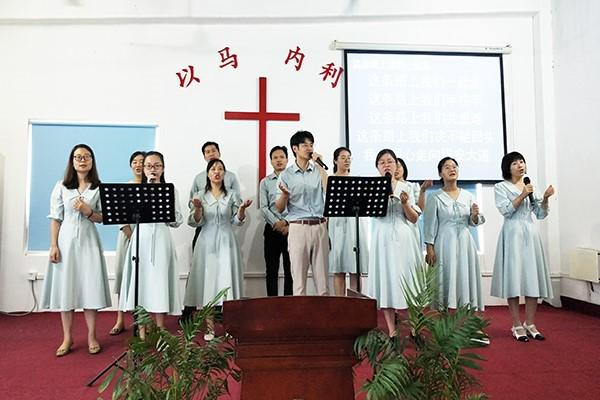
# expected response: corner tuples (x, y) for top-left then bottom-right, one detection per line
(73, 155), (92, 162)
(144, 164), (163, 170)
(377, 159), (396, 166)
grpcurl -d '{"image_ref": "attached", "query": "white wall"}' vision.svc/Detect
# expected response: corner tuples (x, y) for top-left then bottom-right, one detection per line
(552, 0), (600, 304)
(0, 0), (559, 311)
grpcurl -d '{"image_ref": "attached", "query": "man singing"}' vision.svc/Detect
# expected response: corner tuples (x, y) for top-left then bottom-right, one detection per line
(276, 131), (329, 296)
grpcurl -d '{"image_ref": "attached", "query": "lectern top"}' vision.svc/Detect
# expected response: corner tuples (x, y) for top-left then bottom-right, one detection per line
(99, 183), (175, 225)
(324, 176), (390, 218)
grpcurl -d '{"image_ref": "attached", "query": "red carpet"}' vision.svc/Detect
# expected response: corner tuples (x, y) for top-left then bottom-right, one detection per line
(1, 304), (599, 400)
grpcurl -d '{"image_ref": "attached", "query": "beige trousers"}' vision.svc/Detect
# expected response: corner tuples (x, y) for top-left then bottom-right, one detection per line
(287, 223), (330, 296)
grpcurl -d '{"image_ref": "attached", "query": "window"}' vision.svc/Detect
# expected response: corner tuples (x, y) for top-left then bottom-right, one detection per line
(27, 121), (156, 252)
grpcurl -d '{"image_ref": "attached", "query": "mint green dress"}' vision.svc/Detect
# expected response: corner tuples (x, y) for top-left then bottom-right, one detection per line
(406, 181), (424, 248)
(113, 180), (135, 295)
(113, 227), (130, 295)
(41, 181), (112, 311)
(423, 189), (485, 310)
(366, 181), (423, 309)
(184, 191), (245, 307)
(491, 181), (553, 299)
(328, 216), (369, 274)
(118, 189), (183, 315)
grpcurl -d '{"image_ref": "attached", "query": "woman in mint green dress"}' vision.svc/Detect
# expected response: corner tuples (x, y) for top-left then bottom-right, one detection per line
(184, 159), (251, 309)
(41, 144), (111, 357)
(109, 150), (144, 336)
(424, 157), (485, 311)
(367, 149), (423, 337)
(184, 159), (252, 340)
(394, 157), (432, 248)
(491, 152), (555, 342)
(328, 147), (369, 296)
(119, 151), (183, 335)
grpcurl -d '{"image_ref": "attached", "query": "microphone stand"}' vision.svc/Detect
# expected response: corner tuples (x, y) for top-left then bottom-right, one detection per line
(324, 175), (391, 296)
(87, 213), (140, 386)
(352, 204), (362, 292)
(86, 182), (175, 387)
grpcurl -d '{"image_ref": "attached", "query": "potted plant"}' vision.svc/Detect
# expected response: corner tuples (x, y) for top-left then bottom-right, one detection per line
(354, 265), (489, 400)
(99, 289), (240, 400)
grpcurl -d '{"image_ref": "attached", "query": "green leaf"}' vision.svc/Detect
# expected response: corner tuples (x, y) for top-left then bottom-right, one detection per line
(106, 291), (238, 400)
(97, 366), (117, 393)
(355, 262), (488, 400)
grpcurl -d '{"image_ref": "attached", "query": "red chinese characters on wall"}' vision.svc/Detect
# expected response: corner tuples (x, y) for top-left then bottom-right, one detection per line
(175, 44), (344, 89)
(218, 47), (239, 69)
(319, 62), (344, 88)
(176, 65), (200, 88)
(284, 46), (305, 71)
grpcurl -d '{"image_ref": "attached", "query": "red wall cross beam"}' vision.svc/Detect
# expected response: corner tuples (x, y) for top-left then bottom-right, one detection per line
(224, 77), (300, 181)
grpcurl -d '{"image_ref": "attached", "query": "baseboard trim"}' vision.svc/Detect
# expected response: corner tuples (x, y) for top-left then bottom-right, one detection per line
(560, 296), (600, 318)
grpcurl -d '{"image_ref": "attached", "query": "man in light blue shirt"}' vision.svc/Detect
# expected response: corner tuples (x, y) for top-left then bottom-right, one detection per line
(259, 146), (292, 296)
(276, 131), (329, 296)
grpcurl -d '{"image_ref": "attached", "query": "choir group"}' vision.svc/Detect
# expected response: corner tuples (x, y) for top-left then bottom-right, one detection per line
(40, 130), (555, 357)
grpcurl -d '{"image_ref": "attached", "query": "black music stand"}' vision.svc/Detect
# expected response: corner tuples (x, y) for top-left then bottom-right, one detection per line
(86, 182), (175, 387)
(324, 176), (390, 293)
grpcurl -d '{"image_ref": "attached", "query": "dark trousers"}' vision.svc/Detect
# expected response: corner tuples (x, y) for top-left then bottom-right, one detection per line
(264, 223), (292, 296)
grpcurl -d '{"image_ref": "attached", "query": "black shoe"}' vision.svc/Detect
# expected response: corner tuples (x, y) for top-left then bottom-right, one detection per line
(523, 322), (545, 340)
(179, 306), (195, 324)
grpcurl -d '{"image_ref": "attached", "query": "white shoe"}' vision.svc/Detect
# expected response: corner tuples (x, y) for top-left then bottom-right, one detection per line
(470, 330), (490, 345)
(511, 325), (529, 342)
(470, 337), (490, 345)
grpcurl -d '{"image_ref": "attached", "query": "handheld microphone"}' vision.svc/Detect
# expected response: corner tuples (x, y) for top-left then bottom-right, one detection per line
(523, 176), (535, 203)
(385, 172), (393, 197)
(310, 153), (329, 170)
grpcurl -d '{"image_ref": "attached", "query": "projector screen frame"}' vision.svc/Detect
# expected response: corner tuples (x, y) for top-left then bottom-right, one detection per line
(343, 48), (508, 184)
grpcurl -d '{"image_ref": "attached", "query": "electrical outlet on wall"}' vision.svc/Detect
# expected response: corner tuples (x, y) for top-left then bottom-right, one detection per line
(27, 271), (37, 281)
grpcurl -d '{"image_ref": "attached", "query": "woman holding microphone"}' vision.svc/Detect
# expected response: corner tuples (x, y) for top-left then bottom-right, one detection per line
(119, 151), (183, 335)
(491, 151), (555, 342)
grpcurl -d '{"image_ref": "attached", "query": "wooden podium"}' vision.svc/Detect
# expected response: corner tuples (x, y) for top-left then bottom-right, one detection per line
(223, 296), (377, 400)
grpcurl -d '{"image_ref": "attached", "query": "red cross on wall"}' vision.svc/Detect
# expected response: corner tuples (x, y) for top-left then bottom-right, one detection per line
(224, 77), (300, 180)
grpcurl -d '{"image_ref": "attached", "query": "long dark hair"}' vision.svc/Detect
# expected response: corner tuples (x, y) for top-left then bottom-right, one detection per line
(333, 146), (351, 174)
(62, 144), (101, 190)
(141, 151), (166, 183)
(204, 159), (228, 196)
(437, 156), (459, 184)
